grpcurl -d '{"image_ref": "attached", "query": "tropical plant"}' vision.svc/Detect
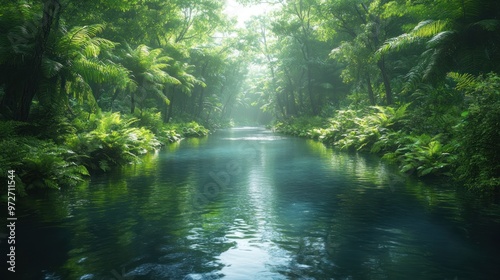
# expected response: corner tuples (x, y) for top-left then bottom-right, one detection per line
(452, 73), (500, 189)
(65, 112), (160, 171)
(383, 134), (455, 177)
(118, 44), (180, 114)
(0, 136), (89, 195)
(378, 0), (500, 88)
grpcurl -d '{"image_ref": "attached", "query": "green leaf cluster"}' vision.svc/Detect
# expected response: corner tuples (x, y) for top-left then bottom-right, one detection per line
(383, 134), (456, 177)
(64, 112), (160, 171)
(0, 132), (88, 195)
(275, 103), (456, 178)
(452, 73), (500, 189)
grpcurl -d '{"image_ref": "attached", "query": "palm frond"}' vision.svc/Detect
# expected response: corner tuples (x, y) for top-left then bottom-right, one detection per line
(152, 90), (170, 106)
(58, 24), (115, 58)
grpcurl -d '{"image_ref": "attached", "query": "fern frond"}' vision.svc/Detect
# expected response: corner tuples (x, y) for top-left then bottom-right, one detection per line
(472, 19), (500, 31)
(447, 72), (477, 91)
(377, 20), (449, 56)
(413, 20), (449, 37)
(426, 31), (455, 48)
(41, 57), (63, 78)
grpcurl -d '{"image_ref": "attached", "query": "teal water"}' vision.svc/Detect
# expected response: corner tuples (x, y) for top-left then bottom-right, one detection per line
(5, 127), (500, 279)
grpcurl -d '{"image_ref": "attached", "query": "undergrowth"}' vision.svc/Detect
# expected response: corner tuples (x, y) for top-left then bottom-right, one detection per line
(274, 104), (457, 179)
(0, 110), (209, 195)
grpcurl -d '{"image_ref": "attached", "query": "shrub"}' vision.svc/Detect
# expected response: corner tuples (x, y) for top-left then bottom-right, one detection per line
(133, 109), (208, 144)
(0, 137), (88, 195)
(65, 112), (160, 171)
(383, 134), (456, 177)
(453, 73), (500, 190)
(180, 121), (209, 137)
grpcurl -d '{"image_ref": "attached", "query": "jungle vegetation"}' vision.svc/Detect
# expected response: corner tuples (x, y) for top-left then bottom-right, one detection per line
(0, 0), (499, 194)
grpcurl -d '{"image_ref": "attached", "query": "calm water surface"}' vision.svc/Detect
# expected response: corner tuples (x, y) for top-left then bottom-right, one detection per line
(6, 127), (500, 279)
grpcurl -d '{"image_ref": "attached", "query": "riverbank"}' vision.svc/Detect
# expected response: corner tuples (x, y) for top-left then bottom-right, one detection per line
(272, 103), (498, 193)
(10, 126), (500, 280)
(0, 110), (210, 196)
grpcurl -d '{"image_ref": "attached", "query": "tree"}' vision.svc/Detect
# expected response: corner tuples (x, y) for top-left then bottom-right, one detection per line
(378, 0), (500, 88)
(118, 44), (179, 114)
(0, 0), (61, 120)
(322, 0), (397, 105)
(163, 60), (205, 122)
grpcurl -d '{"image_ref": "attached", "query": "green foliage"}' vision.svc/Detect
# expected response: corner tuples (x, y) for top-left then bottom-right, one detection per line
(404, 85), (463, 136)
(377, 20), (450, 55)
(0, 120), (25, 140)
(180, 121), (210, 137)
(134, 108), (164, 134)
(332, 105), (408, 151)
(134, 109), (209, 144)
(0, 136), (88, 195)
(274, 116), (326, 137)
(383, 134), (456, 177)
(453, 73), (500, 189)
(20, 141), (89, 190)
(276, 103), (457, 178)
(65, 112), (160, 171)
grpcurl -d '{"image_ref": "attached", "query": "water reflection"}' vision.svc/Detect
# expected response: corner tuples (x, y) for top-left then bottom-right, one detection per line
(10, 127), (500, 279)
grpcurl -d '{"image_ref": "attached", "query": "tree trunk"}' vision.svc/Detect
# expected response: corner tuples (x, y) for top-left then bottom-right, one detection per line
(109, 89), (120, 111)
(306, 67), (317, 114)
(130, 91), (135, 114)
(283, 88), (290, 116)
(377, 56), (393, 105)
(196, 87), (205, 118)
(366, 74), (376, 106)
(2, 0), (61, 121)
(290, 90), (298, 116)
(275, 92), (286, 119)
(165, 87), (176, 123)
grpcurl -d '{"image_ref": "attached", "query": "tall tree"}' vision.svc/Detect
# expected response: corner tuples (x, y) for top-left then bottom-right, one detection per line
(0, 0), (61, 120)
(322, 0), (397, 105)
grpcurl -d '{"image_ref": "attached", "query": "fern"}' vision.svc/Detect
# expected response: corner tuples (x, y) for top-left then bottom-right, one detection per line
(447, 72), (477, 91)
(65, 112), (160, 171)
(377, 20), (449, 56)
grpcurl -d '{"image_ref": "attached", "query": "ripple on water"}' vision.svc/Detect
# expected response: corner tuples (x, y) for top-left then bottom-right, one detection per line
(18, 127), (500, 280)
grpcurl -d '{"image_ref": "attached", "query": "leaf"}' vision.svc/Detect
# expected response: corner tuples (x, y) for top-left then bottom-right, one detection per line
(420, 167), (434, 176)
(401, 164), (415, 173)
(472, 19), (500, 31)
(41, 57), (63, 78)
(447, 72), (477, 91)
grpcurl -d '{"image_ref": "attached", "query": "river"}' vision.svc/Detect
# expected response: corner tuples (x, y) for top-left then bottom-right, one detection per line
(8, 127), (500, 279)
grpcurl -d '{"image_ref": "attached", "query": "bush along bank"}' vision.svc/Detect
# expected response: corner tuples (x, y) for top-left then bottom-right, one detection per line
(274, 105), (455, 177)
(274, 87), (499, 192)
(0, 110), (210, 195)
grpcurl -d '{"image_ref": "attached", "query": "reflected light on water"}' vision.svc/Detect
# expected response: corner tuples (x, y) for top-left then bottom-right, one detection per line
(13, 127), (500, 280)
(221, 136), (285, 141)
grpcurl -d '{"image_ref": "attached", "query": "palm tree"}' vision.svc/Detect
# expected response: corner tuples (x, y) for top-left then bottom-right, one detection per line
(43, 24), (131, 112)
(118, 44), (180, 114)
(163, 60), (205, 122)
(0, 2), (130, 119)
